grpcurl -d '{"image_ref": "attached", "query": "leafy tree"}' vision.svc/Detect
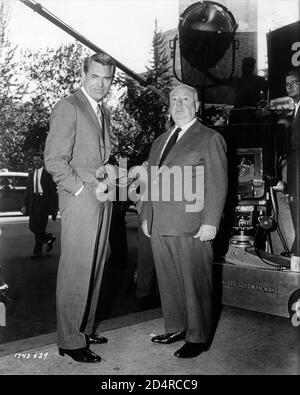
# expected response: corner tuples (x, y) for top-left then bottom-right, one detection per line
(116, 20), (172, 163)
(0, 0), (28, 170)
(109, 104), (151, 166)
(20, 42), (89, 154)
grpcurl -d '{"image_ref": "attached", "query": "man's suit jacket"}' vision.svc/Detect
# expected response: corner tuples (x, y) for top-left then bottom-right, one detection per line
(24, 168), (58, 216)
(287, 107), (300, 194)
(290, 107), (300, 153)
(44, 89), (111, 197)
(140, 119), (228, 236)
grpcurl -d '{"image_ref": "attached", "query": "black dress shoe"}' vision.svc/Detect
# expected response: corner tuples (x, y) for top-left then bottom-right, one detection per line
(174, 342), (209, 358)
(46, 235), (56, 252)
(86, 334), (108, 344)
(151, 331), (185, 344)
(58, 347), (102, 363)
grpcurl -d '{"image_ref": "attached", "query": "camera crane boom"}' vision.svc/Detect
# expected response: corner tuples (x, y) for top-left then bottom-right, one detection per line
(19, 0), (168, 102)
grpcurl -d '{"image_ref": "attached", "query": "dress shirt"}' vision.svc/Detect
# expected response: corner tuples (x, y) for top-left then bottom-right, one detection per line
(34, 167), (43, 194)
(74, 87), (104, 197)
(160, 117), (197, 160)
(81, 86), (103, 126)
(294, 100), (300, 117)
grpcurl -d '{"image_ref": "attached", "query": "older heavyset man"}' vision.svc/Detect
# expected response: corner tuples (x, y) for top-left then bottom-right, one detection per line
(140, 84), (228, 358)
(44, 53), (116, 363)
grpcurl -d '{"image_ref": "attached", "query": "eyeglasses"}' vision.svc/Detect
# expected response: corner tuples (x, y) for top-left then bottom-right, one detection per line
(285, 80), (300, 88)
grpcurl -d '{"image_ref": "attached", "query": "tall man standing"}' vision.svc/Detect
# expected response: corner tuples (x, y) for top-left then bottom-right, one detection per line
(285, 69), (300, 268)
(44, 53), (116, 363)
(21, 152), (57, 259)
(140, 84), (228, 358)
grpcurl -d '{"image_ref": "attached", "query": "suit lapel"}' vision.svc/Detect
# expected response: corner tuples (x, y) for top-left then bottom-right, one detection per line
(75, 90), (102, 136)
(75, 90), (111, 164)
(152, 130), (172, 167)
(161, 120), (201, 168)
(292, 107), (300, 128)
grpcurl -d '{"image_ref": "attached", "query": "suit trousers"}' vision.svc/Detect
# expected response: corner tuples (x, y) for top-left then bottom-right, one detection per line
(29, 195), (50, 254)
(151, 220), (213, 343)
(56, 187), (112, 349)
(136, 223), (157, 298)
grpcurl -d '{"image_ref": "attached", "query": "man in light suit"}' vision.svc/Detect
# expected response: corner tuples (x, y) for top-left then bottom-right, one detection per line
(140, 84), (228, 358)
(44, 53), (116, 363)
(286, 69), (300, 268)
(21, 152), (58, 259)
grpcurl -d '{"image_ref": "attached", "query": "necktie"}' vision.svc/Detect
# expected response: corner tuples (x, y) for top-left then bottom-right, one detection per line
(159, 127), (181, 167)
(34, 170), (39, 194)
(97, 103), (105, 143)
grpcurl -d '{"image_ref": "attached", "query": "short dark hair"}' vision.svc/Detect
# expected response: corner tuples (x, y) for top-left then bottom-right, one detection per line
(83, 53), (116, 76)
(32, 152), (44, 160)
(286, 69), (300, 80)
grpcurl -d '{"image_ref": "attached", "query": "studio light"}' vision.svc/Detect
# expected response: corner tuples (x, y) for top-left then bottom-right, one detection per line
(178, 1), (237, 73)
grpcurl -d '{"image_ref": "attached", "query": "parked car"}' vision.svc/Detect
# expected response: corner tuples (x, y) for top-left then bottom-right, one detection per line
(0, 170), (28, 212)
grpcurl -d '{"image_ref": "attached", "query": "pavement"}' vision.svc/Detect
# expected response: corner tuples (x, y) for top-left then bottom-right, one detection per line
(0, 211), (299, 375)
(0, 305), (299, 375)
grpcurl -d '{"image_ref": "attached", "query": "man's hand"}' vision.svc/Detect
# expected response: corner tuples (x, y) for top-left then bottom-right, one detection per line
(193, 225), (216, 241)
(95, 181), (109, 201)
(20, 206), (26, 215)
(141, 219), (151, 238)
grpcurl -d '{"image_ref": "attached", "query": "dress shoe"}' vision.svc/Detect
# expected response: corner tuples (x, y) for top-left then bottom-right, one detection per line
(58, 347), (102, 363)
(86, 334), (108, 344)
(46, 235), (56, 252)
(174, 342), (209, 358)
(151, 331), (185, 344)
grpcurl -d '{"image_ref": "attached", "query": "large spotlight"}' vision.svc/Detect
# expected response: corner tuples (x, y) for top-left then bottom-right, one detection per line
(178, 1), (237, 73)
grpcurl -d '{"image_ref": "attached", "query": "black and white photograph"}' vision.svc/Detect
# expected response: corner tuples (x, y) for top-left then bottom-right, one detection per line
(0, 0), (299, 377)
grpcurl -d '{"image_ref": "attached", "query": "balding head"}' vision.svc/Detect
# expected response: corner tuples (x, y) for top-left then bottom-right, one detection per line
(169, 84), (199, 127)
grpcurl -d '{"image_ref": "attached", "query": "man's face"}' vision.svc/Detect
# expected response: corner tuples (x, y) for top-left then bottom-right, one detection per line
(32, 156), (43, 170)
(286, 75), (300, 102)
(169, 86), (199, 126)
(82, 60), (114, 102)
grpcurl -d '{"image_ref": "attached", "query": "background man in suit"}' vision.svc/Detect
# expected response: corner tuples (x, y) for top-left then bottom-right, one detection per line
(140, 84), (228, 358)
(285, 69), (300, 268)
(21, 152), (57, 259)
(44, 53), (116, 363)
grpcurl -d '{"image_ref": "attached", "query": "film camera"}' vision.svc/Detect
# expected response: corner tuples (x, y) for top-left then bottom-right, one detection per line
(231, 147), (270, 247)
(215, 122), (288, 252)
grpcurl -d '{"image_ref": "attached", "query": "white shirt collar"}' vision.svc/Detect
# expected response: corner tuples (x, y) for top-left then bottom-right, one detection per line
(81, 86), (101, 114)
(172, 117), (197, 138)
(294, 101), (300, 116)
(161, 117), (197, 156)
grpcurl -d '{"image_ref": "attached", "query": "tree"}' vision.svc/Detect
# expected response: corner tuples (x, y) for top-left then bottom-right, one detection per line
(0, 0), (28, 170)
(116, 20), (172, 163)
(20, 42), (89, 154)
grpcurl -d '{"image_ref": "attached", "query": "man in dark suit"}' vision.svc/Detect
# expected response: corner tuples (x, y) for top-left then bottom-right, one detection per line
(44, 53), (116, 363)
(286, 69), (300, 269)
(140, 84), (228, 358)
(21, 152), (57, 259)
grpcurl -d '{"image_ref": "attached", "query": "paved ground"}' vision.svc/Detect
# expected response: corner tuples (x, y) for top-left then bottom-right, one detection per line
(0, 212), (148, 343)
(0, 306), (299, 375)
(0, 212), (299, 375)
